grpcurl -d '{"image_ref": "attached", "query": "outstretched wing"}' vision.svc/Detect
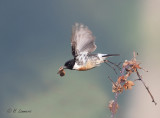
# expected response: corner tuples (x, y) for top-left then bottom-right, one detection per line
(71, 23), (97, 57)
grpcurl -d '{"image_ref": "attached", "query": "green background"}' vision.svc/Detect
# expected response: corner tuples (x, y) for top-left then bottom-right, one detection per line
(0, 0), (160, 118)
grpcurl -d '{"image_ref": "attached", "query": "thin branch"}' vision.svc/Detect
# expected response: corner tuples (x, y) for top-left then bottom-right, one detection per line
(141, 67), (149, 72)
(108, 76), (116, 87)
(111, 93), (119, 118)
(133, 78), (141, 82)
(107, 60), (122, 71)
(136, 69), (157, 105)
(105, 61), (118, 75)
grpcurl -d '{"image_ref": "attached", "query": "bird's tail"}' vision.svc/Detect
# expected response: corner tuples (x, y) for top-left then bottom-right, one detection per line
(102, 54), (120, 57)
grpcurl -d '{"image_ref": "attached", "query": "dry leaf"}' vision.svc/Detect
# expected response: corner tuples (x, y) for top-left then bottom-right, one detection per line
(112, 82), (123, 93)
(122, 52), (142, 75)
(123, 81), (134, 90)
(108, 100), (119, 114)
(117, 76), (127, 84)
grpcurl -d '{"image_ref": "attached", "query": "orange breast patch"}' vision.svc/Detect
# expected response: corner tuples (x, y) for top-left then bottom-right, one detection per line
(78, 61), (96, 71)
(78, 66), (88, 71)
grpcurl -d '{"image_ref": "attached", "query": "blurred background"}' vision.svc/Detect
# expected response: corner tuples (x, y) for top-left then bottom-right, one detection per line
(0, 0), (160, 118)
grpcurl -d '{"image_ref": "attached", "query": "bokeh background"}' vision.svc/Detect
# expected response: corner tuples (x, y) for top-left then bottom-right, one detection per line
(0, 0), (160, 118)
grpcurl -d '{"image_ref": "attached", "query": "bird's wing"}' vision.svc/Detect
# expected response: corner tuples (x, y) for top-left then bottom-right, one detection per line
(71, 23), (97, 57)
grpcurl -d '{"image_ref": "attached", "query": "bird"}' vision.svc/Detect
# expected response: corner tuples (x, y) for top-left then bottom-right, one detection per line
(63, 23), (119, 71)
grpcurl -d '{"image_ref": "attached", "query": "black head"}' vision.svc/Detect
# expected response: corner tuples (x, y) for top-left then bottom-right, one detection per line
(64, 59), (75, 70)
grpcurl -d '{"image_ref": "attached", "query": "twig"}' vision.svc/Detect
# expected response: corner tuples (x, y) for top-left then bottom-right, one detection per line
(108, 52), (156, 118)
(107, 60), (122, 71)
(133, 78), (141, 82)
(105, 61), (118, 75)
(108, 76), (120, 118)
(108, 76), (116, 87)
(111, 93), (119, 118)
(136, 69), (157, 105)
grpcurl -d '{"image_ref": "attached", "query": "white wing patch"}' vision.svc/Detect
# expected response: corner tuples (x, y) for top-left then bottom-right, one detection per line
(97, 53), (108, 61)
(73, 52), (88, 70)
(73, 62), (80, 70)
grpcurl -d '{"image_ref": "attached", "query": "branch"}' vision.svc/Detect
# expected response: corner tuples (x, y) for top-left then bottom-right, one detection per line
(112, 93), (119, 118)
(105, 61), (118, 75)
(136, 69), (157, 105)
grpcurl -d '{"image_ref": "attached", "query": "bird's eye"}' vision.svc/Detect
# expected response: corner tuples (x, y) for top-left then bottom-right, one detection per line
(68, 63), (71, 66)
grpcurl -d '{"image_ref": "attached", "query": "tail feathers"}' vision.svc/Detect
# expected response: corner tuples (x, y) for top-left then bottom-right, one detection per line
(102, 54), (120, 57)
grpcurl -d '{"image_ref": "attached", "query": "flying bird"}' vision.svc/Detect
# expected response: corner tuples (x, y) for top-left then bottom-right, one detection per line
(63, 23), (119, 71)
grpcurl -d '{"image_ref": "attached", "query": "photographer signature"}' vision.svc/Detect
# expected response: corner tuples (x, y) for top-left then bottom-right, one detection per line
(7, 108), (31, 113)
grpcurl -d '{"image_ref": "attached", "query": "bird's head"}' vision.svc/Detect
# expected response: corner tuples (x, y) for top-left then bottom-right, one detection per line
(64, 59), (75, 70)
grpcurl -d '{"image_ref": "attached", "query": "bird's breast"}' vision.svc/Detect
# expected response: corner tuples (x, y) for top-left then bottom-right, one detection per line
(76, 60), (98, 71)
(73, 55), (104, 71)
